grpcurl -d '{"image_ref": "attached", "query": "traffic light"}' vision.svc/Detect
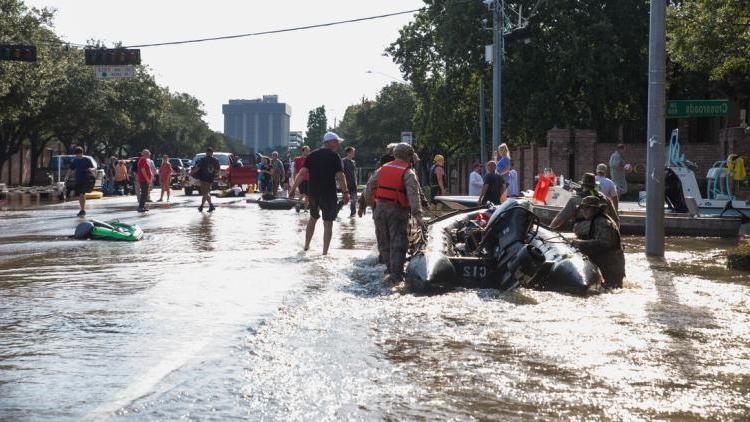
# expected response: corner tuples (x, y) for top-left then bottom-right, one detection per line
(84, 48), (141, 66)
(0, 44), (37, 62)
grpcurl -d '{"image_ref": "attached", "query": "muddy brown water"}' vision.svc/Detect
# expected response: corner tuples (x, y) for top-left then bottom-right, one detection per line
(1, 193), (749, 420)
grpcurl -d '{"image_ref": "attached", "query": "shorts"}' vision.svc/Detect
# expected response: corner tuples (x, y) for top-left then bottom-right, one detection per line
(299, 181), (309, 195)
(199, 181), (212, 196)
(309, 195), (339, 221)
(75, 177), (95, 195)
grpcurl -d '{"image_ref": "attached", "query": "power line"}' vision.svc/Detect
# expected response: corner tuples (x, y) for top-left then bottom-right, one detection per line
(121, 9), (423, 49)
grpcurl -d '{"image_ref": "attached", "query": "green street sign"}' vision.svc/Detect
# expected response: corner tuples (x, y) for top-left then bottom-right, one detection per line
(666, 99), (729, 118)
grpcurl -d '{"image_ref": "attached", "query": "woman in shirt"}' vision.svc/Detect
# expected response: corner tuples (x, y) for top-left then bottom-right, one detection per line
(158, 155), (173, 202)
(495, 143), (512, 186)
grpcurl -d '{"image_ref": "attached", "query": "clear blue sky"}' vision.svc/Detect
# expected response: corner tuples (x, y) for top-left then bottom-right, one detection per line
(25, 0), (424, 135)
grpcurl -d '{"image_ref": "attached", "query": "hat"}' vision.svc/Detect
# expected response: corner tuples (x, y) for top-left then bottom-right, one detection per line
(434, 154), (445, 162)
(393, 142), (414, 160)
(579, 172), (596, 188)
(596, 163), (608, 174)
(579, 196), (605, 209)
(323, 132), (343, 143)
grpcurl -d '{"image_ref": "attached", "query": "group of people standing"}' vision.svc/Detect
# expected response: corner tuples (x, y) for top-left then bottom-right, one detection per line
(257, 151), (290, 196)
(467, 143), (520, 205)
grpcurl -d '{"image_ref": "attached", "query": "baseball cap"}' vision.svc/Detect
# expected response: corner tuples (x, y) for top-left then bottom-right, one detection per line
(596, 163), (608, 174)
(323, 132), (344, 143)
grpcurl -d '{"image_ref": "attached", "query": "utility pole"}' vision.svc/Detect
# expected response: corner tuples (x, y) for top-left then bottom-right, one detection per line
(491, 0), (504, 153)
(479, 78), (487, 170)
(645, 0), (666, 256)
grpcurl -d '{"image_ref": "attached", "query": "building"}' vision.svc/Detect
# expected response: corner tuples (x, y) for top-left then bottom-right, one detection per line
(288, 131), (304, 149)
(222, 95), (291, 153)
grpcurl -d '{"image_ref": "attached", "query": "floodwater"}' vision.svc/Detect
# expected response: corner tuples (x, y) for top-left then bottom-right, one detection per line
(1, 193), (749, 420)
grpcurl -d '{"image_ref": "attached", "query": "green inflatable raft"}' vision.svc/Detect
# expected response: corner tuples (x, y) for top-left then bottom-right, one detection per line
(74, 219), (143, 241)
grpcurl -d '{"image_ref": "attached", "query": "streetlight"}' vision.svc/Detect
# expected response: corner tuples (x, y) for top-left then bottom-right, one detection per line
(365, 69), (404, 83)
(481, 0), (537, 152)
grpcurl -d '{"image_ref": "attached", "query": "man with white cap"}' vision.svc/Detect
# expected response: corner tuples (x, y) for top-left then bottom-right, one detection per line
(290, 132), (350, 255)
(595, 163), (619, 210)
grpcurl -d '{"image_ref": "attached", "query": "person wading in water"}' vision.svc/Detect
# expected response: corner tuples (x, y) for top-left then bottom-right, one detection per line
(290, 132), (350, 255)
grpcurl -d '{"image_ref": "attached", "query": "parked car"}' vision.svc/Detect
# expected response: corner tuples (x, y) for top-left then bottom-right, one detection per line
(47, 155), (105, 189)
(152, 157), (185, 188)
(183, 152), (232, 195)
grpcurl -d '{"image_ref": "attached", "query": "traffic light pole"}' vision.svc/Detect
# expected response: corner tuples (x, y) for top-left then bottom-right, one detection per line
(480, 78), (487, 170)
(491, 0), (504, 154)
(645, 0), (666, 256)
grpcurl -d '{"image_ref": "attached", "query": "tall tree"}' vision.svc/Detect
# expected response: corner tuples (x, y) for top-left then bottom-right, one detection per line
(305, 105), (327, 146)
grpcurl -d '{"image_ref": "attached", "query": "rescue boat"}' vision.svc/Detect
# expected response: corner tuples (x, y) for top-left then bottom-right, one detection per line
(406, 198), (603, 295)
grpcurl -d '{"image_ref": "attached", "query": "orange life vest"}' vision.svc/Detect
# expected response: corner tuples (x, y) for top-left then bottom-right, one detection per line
(374, 161), (410, 208)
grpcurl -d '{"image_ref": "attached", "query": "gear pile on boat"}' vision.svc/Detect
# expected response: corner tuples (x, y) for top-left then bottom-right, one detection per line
(406, 198), (604, 295)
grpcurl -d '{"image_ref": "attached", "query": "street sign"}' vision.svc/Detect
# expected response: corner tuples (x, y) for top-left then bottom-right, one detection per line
(94, 65), (135, 80)
(401, 131), (413, 144)
(666, 99), (729, 118)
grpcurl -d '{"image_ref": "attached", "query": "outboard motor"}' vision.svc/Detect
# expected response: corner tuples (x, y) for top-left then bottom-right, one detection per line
(665, 168), (688, 213)
(499, 244), (545, 290)
(480, 199), (535, 253)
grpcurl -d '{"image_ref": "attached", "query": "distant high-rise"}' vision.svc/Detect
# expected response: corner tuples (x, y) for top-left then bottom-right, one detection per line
(222, 95), (291, 152)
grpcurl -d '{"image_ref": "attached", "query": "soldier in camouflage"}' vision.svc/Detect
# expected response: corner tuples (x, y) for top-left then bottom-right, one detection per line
(361, 143), (423, 283)
(571, 196), (626, 289)
(550, 172), (620, 230)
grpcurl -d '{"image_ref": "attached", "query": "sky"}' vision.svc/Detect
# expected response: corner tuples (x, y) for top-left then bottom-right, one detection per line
(24, 0), (425, 135)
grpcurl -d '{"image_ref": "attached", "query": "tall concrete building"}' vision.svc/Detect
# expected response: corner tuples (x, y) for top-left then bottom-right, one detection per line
(222, 95), (291, 152)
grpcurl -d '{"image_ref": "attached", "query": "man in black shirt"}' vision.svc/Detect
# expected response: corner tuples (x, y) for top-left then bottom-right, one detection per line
(193, 147), (221, 212)
(290, 132), (350, 255)
(66, 146), (95, 217)
(478, 161), (505, 205)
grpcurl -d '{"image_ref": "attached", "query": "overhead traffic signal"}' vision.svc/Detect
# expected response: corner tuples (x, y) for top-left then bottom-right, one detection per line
(0, 44), (37, 62)
(84, 48), (141, 66)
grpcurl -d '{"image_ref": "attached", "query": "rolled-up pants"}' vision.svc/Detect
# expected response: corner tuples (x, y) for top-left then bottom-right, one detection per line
(373, 202), (410, 277)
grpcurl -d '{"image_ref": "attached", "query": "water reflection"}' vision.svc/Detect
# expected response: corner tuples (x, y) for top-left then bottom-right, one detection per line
(188, 215), (215, 252)
(1, 195), (749, 420)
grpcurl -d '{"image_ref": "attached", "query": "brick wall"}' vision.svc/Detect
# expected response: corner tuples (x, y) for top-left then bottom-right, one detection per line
(449, 127), (750, 193)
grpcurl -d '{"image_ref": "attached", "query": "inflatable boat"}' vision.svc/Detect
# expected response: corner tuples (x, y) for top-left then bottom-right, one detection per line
(74, 219), (143, 241)
(406, 199), (603, 295)
(257, 198), (299, 210)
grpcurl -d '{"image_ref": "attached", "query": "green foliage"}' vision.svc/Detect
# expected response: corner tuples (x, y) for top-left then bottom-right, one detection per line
(0, 0), (239, 183)
(668, 1), (750, 82)
(305, 105), (327, 146)
(335, 82), (417, 167)
(388, 0), (651, 150)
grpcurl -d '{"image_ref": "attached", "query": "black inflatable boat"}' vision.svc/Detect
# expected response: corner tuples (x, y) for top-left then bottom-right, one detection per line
(406, 199), (603, 295)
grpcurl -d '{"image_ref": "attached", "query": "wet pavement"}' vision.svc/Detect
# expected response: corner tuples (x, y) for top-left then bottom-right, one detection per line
(1, 192), (749, 420)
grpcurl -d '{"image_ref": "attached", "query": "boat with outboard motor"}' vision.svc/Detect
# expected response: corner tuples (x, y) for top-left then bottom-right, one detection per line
(74, 219), (143, 241)
(433, 130), (746, 237)
(406, 198), (603, 295)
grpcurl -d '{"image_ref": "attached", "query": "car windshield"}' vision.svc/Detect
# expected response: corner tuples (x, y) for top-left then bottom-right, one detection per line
(170, 158), (182, 167)
(192, 153), (230, 166)
(48, 155), (98, 169)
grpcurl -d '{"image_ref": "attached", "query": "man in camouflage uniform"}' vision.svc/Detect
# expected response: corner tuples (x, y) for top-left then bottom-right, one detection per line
(361, 143), (423, 283)
(571, 196), (626, 289)
(550, 172), (619, 230)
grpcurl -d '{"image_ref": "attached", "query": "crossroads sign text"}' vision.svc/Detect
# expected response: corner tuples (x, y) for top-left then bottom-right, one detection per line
(666, 99), (729, 118)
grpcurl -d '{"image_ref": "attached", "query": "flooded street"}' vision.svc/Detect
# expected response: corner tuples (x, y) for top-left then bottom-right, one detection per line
(1, 193), (749, 420)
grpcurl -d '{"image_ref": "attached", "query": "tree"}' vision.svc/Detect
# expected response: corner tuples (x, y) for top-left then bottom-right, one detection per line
(305, 105), (327, 146)
(0, 0), (57, 175)
(667, 0), (750, 97)
(335, 83), (417, 167)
